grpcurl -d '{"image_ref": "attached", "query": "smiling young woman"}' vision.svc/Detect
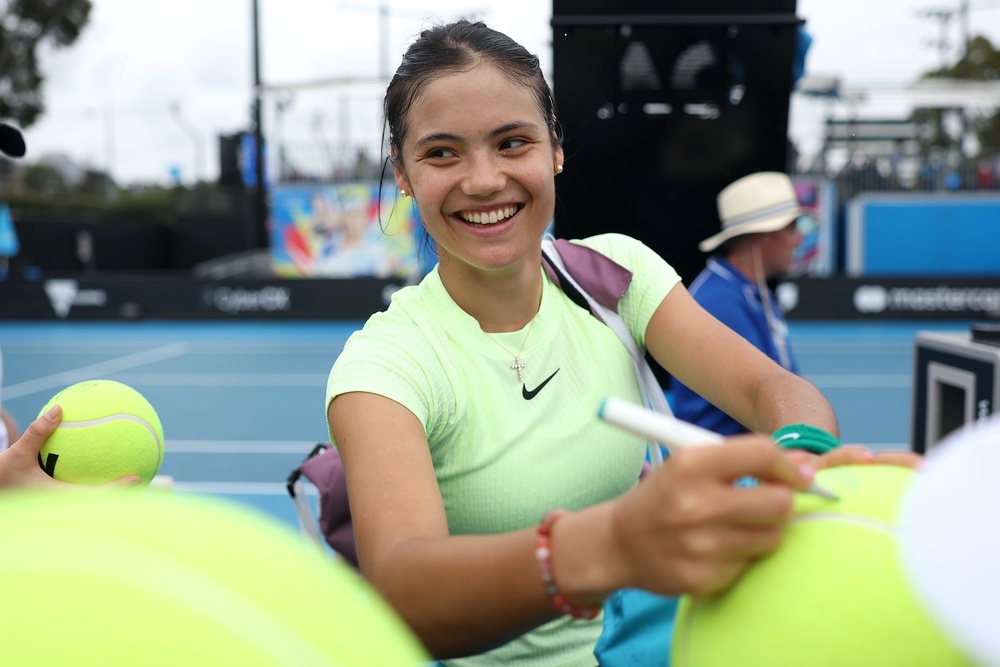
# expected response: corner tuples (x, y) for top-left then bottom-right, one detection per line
(322, 19), (889, 667)
(391, 61), (563, 333)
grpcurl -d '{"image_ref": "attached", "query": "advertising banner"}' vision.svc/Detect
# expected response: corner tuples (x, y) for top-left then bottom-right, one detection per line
(790, 177), (835, 278)
(270, 183), (427, 280)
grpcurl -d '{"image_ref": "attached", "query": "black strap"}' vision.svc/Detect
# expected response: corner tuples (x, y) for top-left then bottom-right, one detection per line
(286, 442), (330, 498)
(541, 248), (593, 317)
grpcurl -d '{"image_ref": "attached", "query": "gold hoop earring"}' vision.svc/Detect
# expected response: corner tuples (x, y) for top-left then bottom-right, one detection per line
(555, 165), (563, 175)
(400, 188), (409, 198)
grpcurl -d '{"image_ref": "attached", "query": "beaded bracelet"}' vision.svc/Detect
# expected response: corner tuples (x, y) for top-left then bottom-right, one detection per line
(535, 509), (601, 620)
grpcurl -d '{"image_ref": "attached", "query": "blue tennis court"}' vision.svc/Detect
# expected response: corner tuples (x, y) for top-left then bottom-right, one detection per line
(0, 318), (975, 532)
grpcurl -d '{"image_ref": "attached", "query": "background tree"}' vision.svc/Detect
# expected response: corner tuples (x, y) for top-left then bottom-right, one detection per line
(962, 36), (1000, 150)
(22, 163), (68, 194)
(0, 0), (92, 128)
(916, 34), (1000, 157)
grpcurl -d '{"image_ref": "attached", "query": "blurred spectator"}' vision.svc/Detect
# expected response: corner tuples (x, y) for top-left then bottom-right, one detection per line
(672, 172), (805, 435)
(977, 157), (995, 189)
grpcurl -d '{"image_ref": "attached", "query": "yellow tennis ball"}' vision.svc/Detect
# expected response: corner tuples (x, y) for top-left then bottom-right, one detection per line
(0, 489), (428, 666)
(37, 379), (164, 485)
(671, 465), (974, 667)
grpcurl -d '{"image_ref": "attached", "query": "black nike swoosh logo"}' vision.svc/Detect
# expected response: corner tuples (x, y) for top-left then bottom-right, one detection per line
(522, 369), (559, 400)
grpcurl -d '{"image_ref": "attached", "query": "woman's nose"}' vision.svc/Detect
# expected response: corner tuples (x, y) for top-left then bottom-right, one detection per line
(461, 151), (506, 196)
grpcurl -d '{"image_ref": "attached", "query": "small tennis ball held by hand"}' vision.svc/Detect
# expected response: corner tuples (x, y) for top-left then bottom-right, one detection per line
(37, 380), (164, 486)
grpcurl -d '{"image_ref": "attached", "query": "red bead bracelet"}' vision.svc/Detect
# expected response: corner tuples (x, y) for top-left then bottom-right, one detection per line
(535, 509), (601, 620)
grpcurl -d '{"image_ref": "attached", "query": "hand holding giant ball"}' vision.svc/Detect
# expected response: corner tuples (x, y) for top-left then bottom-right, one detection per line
(671, 465), (975, 666)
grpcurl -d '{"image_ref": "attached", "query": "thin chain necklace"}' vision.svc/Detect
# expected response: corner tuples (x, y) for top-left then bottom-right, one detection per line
(483, 316), (536, 383)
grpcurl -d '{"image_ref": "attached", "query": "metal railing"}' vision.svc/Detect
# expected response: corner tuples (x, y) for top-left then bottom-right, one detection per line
(274, 143), (390, 185)
(795, 154), (1000, 199)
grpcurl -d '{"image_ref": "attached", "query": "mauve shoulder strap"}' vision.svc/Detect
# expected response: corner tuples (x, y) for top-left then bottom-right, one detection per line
(541, 238), (632, 315)
(541, 237), (671, 466)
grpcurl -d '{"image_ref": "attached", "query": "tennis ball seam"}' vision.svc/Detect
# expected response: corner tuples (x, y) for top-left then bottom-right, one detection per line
(58, 414), (164, 462)
(790, 512), (896, 535)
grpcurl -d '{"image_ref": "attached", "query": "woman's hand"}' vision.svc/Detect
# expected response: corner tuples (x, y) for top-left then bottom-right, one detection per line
(0, 406), (141, 490)
(0, 406), (68, 489)
(784, 445), (922, 471)
(602, 435), (816, 599)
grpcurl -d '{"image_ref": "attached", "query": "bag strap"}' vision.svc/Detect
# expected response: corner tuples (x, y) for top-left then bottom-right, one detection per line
(541, 238), (669, 466)
(287, 443), (337, 557)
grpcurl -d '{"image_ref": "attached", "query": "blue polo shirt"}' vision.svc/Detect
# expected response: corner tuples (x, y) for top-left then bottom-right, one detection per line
(672, 257), (798, 436)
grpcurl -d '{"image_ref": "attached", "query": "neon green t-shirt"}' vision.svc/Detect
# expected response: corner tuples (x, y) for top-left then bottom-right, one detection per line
(326, 233), (680, 667)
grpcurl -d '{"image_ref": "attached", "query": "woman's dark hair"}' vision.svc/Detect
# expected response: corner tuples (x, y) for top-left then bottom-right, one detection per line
(384, 19), (562, 164)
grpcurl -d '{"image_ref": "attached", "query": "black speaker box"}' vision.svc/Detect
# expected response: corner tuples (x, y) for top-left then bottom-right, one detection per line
(551, 2), (800, 286)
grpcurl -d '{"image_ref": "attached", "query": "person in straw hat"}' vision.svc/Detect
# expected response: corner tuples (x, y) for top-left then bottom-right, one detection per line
(672, 171), (806, 436)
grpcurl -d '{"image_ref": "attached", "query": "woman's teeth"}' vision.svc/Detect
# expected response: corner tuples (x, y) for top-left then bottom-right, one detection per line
(459, 206), (518, 225)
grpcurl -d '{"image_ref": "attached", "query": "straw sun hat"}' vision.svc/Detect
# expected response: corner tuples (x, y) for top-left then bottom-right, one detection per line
(698, 171), (803, 253)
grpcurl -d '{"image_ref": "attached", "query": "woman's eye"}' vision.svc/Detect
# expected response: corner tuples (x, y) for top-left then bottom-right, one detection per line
(500, 138), (527, 151)
(428, 147), (456, 159)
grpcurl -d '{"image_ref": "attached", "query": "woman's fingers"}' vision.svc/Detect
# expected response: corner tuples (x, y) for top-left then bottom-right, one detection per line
(17, 405), (62, 456)
(812, 445), (922, 470)
(0, 406), (65, 489)
(811, 445), (874, 469)
(691, 436), (812, 489)
(869, 450), (923, 469)
(107, 475), (144, 487)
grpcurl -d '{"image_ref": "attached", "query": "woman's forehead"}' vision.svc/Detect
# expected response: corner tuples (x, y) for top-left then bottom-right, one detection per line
(405, 65), (543, 134)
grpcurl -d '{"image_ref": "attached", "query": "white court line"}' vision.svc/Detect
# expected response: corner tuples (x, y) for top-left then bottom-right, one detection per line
(175, 482), (314, 495)
(2, 341), (176, 351)
(3, 342), (189, 400)
(794, 347), (911, 356)
(3, 338), (347, 363)
(794, 340), (911, 348)
(166, 440), (319, 454)
(175, 343), (347, 353)
(108, 373), (328, 387)
(806, 374), (911, 388)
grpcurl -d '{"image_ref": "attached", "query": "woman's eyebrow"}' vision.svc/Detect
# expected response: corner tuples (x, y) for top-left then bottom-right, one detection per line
(413, 121), (542, 149)
(413, 131), (462, 148)
(488, 121), (541, 138)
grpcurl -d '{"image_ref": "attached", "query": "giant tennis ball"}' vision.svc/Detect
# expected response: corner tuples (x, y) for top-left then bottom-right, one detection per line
(0, 489), (428, 666)
(671, 465), (974, 667)
(37, 379), (164, 485)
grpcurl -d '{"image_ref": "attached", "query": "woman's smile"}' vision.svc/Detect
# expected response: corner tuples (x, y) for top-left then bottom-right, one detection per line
(454, 204), (522, 225)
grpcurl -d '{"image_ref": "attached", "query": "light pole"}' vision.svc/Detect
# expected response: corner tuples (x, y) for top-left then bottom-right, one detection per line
(168, 102), (205, 184)
(251, 0), (267, 249)
(274, 93), (293, 181)
(337, 2), (491, 80)
(379, 0), (389, 79)
(84, 103), (116, 184)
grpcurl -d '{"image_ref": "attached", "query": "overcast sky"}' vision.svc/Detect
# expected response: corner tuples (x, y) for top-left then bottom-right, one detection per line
(17, 0), (1000, 186)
